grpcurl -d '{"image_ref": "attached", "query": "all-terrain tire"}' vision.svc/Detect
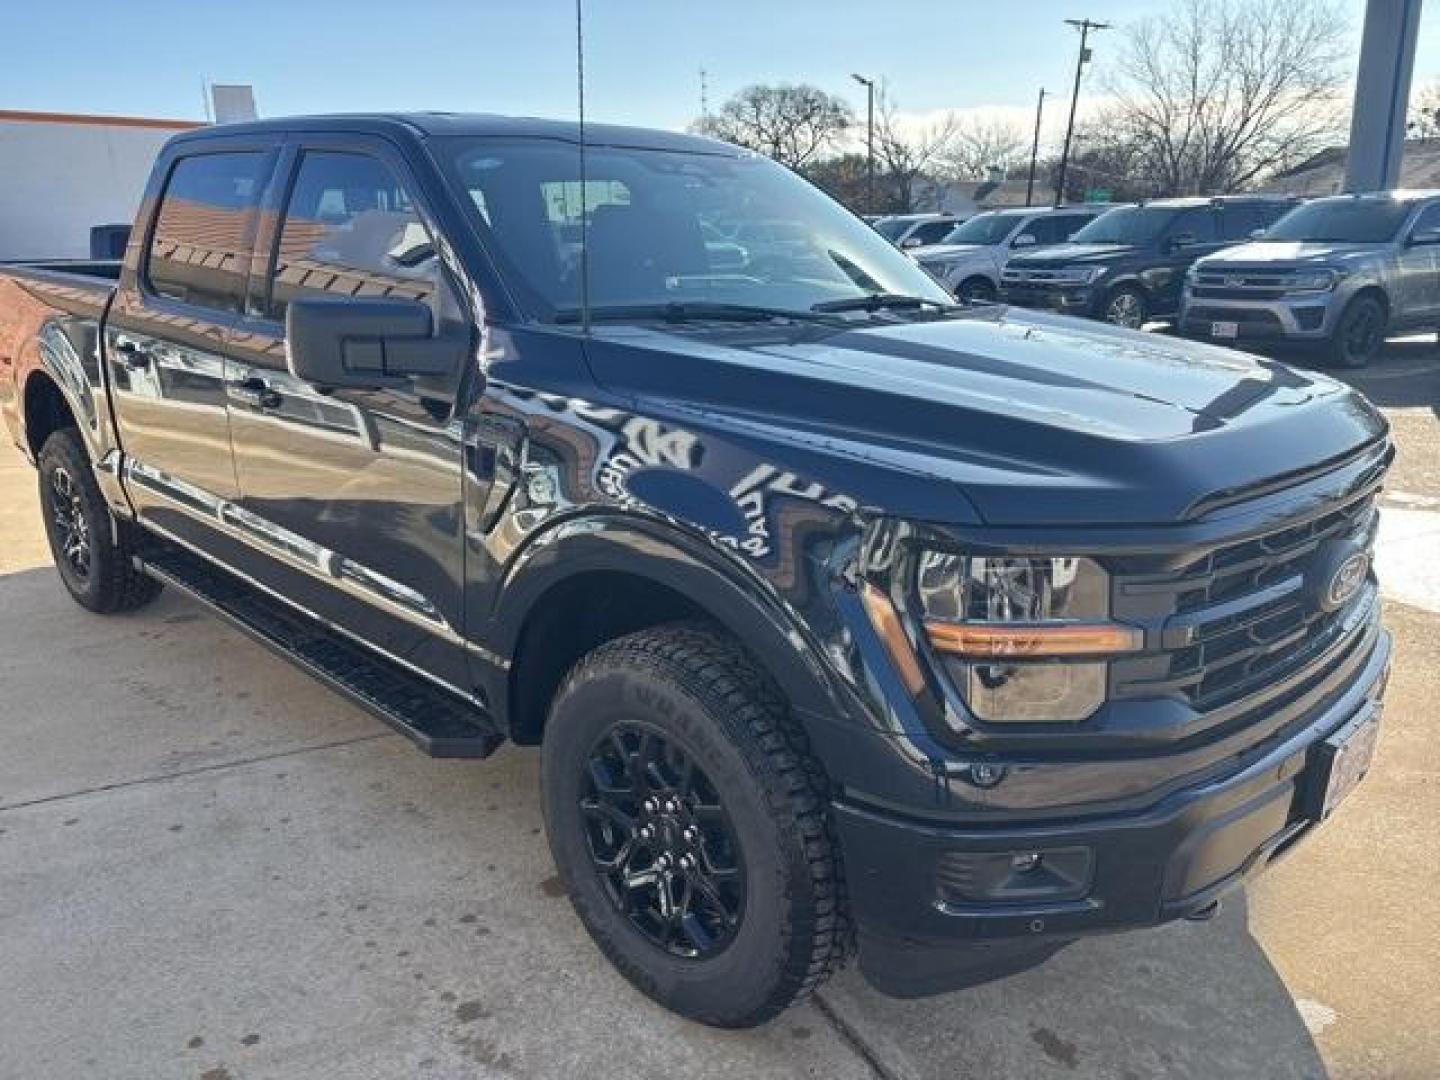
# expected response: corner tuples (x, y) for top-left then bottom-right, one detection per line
(540, 621), (849, 1027)
(37, 428), (161, 613)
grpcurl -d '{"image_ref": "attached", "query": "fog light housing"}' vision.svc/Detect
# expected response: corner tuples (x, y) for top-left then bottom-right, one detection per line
(936, 846), (1094, 904)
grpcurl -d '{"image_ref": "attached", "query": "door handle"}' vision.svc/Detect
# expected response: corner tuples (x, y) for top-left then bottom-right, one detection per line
(112, 338), (151, 370)
(229, 377), (282, 411)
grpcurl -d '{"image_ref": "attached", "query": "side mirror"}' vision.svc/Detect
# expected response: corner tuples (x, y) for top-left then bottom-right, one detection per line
(1166, 232), (1197, 253)
(286, 297), (465, 389)
(1011, 233), (1037, 248)
(1248, 228), (1267, 240)
(900, 236), (924, 249)
(1408, 228), (1440, 246)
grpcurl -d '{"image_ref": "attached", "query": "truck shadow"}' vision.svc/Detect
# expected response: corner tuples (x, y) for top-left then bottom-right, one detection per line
(817, 893), (1327, 1079)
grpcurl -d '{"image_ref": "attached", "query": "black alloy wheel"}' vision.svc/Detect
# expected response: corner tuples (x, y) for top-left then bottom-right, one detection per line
(580, 723), (746, 958)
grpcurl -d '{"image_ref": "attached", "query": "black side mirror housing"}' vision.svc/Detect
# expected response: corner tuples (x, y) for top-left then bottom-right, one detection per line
(286, 297), (465, 389)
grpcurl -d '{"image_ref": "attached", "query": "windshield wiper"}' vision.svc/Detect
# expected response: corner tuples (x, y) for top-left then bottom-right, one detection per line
(555, 301), (833, 325)
(810, 293), (959, 314)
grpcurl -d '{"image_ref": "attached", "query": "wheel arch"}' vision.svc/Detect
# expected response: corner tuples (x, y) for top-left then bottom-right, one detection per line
(492, 515), (847, 746)
(22, 369), (77, 460)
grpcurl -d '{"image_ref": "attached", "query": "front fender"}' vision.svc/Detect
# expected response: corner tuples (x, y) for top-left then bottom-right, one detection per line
(490, 510), (852, 721)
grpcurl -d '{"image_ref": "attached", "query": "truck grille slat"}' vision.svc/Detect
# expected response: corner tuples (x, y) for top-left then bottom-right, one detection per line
(1112, 490), (1379, 717)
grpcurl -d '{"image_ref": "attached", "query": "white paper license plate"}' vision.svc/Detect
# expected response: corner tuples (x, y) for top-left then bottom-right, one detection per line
(1317, 705), (1382, 818)
(1210, 321), (1239, 339)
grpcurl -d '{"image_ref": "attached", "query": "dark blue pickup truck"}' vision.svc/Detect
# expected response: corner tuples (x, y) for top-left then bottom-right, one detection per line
(0, 114), (1391, 1027)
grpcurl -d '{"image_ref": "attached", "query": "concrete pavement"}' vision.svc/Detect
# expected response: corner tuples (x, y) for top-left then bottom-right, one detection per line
(2, 345), (1438, 1079)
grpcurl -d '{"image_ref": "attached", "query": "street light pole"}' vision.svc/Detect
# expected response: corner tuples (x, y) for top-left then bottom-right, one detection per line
(1025, 87), (1047, 207)
(852, 73), (876, 214)
(1055, 17), (1109, 206)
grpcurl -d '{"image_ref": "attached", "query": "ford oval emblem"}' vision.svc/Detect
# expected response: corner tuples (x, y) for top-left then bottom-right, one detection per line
(1323, 551), (1370, 611)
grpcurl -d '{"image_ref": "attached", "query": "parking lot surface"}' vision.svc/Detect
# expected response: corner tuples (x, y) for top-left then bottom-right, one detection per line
(2, 345), (1437, 1079)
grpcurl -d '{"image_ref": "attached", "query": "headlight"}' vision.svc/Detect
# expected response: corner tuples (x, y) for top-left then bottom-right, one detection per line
(1285, 269), (1341, 293)
(1058, 265), (1107, 285)
(913, 553), (1139, 723)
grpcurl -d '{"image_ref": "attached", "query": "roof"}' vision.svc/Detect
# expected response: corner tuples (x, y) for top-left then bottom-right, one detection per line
(1140, 194), (1298, 208)
(0, 108), (200, 131)
(174, 112), (737, 155)
(1259, 139), (1440, 196)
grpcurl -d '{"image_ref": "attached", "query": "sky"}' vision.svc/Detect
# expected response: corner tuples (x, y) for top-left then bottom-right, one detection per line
(4, 0), (1440, 148)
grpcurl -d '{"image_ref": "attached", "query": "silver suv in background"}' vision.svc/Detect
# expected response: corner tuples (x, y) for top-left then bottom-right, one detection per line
(872, 212), (965, 249)
(908, 205), (1113, 302)
(1180, 190), (1440, 367)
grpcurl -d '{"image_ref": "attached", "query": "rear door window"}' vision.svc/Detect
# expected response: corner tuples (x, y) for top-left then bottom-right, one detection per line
(1168, 208), (1218, 246)
(266, 150), (440, 322)
(146, 151), (267, 312)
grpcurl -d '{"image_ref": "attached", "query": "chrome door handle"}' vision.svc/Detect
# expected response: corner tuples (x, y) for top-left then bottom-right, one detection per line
(229, 377), (282, 411)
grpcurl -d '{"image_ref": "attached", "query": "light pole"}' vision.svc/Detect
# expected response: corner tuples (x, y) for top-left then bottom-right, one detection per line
(1054, 18), (1109, 206)
(852, 73), (876, 214)
(1026, 87), (1047, 207)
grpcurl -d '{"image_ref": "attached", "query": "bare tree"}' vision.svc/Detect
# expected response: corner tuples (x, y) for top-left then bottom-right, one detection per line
(938, 116), (1030, 180)
(692, 84), (853, 170)
(872, 88), (961, 211)
(1409, 81), (1440, 139)
(1102, 0), (1348, 195)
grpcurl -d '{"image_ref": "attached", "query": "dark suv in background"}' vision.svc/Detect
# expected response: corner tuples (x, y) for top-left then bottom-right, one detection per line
(1000, 196), (1300, 327)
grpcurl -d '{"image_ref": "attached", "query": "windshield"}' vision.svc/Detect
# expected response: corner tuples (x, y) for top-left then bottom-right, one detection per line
(1070, 206), (1177, 246)
(1262, 199), (1412, 244)
(872, 218), (911, 241)
(441, 139), (951, 319)
(938, 213), (1019, 246)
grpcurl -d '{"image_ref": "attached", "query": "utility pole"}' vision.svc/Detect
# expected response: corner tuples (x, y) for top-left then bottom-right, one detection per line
(1054, 17), (1109, 206)
(1025, 87), (1047, 206)
(852, 73), (876, 214)
(699, 67), (709, 118)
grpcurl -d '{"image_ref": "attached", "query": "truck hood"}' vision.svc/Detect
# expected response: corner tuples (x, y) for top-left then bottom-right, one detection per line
(581, 306), (1384, 527)
(1007, 242), (1139, 268)
(1198, 241), (1381, 268)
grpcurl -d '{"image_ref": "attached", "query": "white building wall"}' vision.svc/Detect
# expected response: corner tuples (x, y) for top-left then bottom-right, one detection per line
(0, 117), (194, 260)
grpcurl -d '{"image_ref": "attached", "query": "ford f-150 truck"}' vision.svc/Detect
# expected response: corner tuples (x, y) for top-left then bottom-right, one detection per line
(1180, 190), (1440, 368)
(0, 115), (1392, 1028)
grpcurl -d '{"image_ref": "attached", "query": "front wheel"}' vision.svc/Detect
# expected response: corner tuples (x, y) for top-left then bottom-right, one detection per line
(37, 428), (161, 613)
(1102, 285), (1148, 329)
(1327, 294), (1386, 368)
(956, 276), (998, 304)
(540, 623), (848, 1027)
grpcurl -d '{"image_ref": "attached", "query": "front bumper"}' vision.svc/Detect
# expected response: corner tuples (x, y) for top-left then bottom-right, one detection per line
(1179, 293), (1338, 344)
(833, 626), (1391, 997)
(999, 281), (1101, 317)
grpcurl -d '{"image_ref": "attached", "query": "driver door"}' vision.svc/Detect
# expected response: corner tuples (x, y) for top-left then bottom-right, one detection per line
(1394, 202), (1440, 329)
(223, 137), (476, 693)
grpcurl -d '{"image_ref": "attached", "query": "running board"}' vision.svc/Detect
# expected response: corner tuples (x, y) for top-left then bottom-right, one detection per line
(136, 543), (504, 759)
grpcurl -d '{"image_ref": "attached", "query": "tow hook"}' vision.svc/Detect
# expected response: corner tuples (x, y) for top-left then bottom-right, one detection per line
(1185, 900), (1222, 922)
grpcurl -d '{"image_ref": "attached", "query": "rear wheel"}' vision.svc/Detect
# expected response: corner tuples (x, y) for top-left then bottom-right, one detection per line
(37, 428), (161, 613)
(1102, 285), (1148, 329)
(1327, 294), (1386, 369)
(540, 622), (848, 1027)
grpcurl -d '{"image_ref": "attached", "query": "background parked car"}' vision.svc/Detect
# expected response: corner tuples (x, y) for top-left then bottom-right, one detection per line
(908, 205), (1116, 302)
(999, 195), (1299, 327)
(872, 212), (964, 249)
(1179, 190), (1440, 368)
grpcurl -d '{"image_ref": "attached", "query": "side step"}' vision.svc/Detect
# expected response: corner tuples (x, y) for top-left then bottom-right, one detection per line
(137, 543), (504, 759)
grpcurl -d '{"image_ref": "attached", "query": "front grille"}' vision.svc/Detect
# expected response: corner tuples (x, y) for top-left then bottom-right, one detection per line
(1191, 271), (1293, 300)
(1112, 490), (1380, 716)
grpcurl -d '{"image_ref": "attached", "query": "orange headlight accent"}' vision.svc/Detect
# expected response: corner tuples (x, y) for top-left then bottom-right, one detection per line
(925, 621), (1142, 659)
(860, 582), (927, 695)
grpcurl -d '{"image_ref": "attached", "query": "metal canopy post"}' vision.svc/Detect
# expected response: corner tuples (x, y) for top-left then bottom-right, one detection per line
(1345, 0), (1424, 193)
